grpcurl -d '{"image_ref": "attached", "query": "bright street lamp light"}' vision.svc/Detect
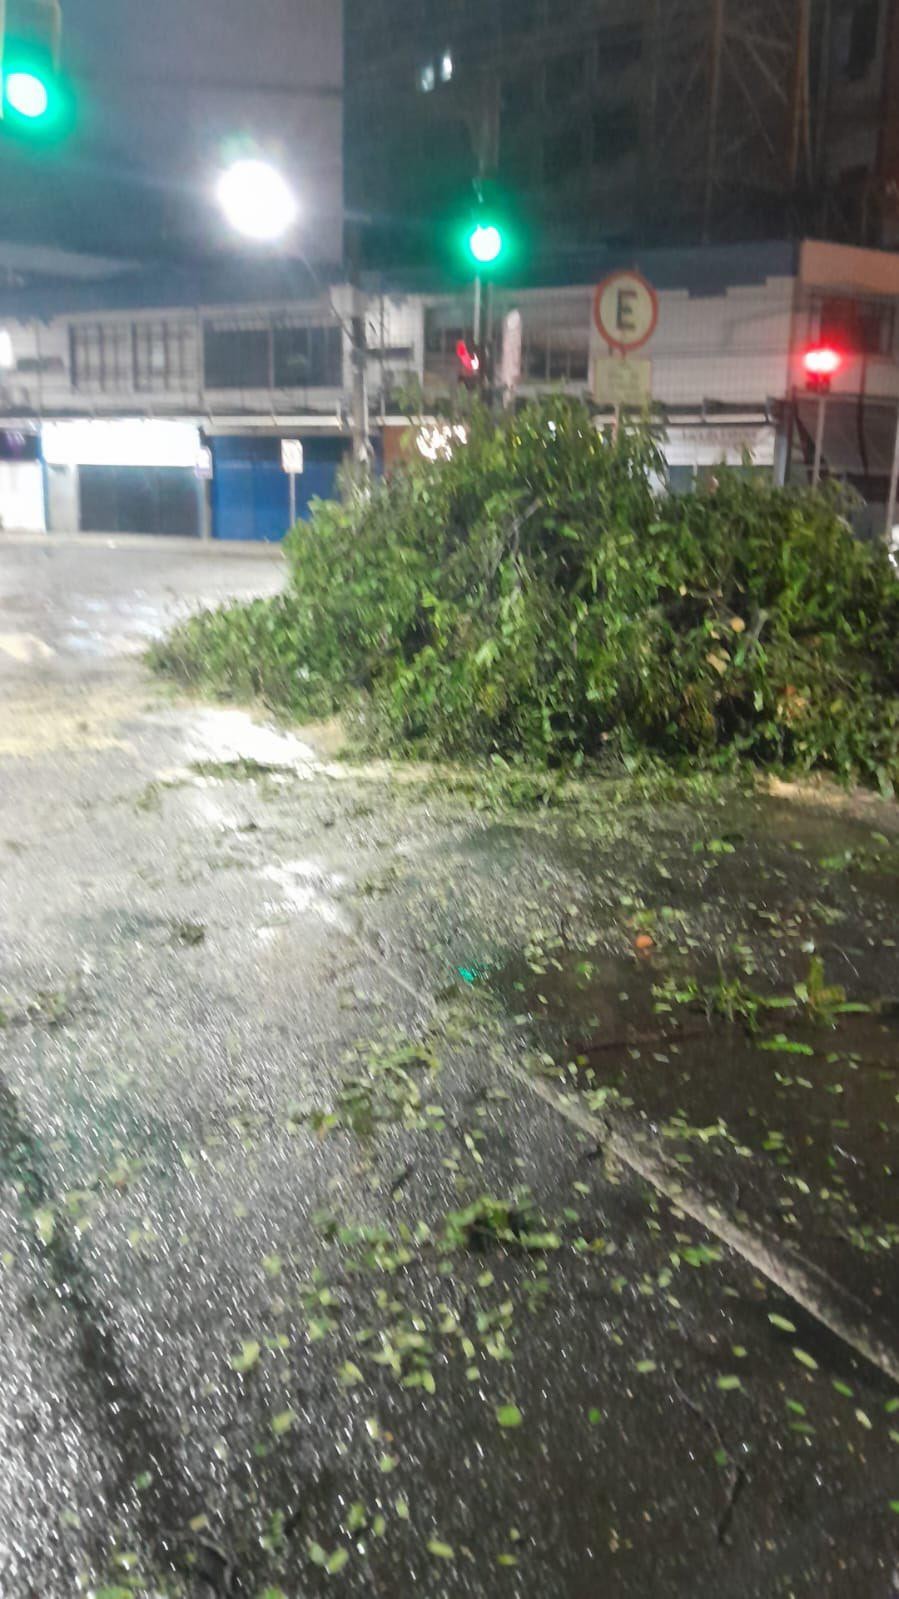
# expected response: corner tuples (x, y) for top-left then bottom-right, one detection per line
(216, 158), (299, 243)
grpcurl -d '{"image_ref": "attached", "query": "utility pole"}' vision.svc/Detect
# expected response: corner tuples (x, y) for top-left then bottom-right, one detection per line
(802, 342), (842, 487)
(345, 220), (371, 481)
(885, 402), (899, 543)
(811, 390), (827, 487)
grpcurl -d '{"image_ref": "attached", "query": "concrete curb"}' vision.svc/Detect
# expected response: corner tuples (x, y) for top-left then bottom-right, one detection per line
(504, 1057), (899, 1389)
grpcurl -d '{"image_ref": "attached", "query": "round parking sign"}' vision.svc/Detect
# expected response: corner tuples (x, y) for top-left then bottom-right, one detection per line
(594, 270), (658, 354)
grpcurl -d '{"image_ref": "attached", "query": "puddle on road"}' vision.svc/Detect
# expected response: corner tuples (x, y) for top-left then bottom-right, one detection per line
(481, 793), (899, 1307)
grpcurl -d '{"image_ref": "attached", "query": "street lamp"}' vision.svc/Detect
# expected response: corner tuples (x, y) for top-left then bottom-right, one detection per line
(215, 156), (372, 477)
(216, 158), (299, 243)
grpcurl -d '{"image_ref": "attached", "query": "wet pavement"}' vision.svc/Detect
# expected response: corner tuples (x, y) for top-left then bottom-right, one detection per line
(0, 539), (898, 1597)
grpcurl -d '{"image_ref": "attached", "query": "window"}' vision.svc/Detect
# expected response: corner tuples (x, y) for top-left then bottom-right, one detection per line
(523, 331), (588, 384)
(543, 124), (584, 185)
(203, 321), (343, 391)
(13, 355), (65, 375)
(596, 24), (642, 76)
(546, 52), (584, 101)
(667, 465), (696, 495)
(134, 322), (194, 391)
(203, 325), (270, 389)
(425, 320), (469, 359)
(838, 0), (880, 81)
(273, 324), (342, 388)
(70, 323), (132, 392)
(501, 0), (537, 32)
(592, 103), (640, 162)
(503, 70), (538, 121)
(819, 296), (894, 356)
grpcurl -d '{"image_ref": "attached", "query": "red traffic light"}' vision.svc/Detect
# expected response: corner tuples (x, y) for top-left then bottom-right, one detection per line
(803, 345), (843, 380)
(456, 338), (480, 377)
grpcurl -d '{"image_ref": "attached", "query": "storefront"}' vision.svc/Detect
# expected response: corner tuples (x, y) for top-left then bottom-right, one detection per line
(210, 434), (348, 541)
(41, 419), (206, 537)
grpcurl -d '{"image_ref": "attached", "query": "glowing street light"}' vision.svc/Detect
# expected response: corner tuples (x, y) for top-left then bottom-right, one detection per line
(216, 158), (299, 243)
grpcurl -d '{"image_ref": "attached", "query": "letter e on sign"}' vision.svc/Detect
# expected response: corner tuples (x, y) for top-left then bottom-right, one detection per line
(594, 271), (658, 354)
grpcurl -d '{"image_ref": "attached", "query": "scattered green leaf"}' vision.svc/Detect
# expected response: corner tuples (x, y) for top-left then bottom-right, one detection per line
(230, 1340), (261, 1374)
(496, 1404), (523, 1428)
(427, 1539), (455, 1560)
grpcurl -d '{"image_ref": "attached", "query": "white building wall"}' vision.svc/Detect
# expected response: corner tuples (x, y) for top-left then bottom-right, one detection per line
(365, 295), (427, 404)
(2, 245), (897, 463)
(635, 278), (795, 409)
(0, 463), (45, 531)
(45, 464), (78, 533)
(0, 318), (71, 414)
(485, 276), (795, 410)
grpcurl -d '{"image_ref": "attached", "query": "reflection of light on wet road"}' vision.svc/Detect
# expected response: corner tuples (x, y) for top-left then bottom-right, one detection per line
(183, 788), (242, 829)
(183, 708), (318, 771)
(0, 632), (55, 662)
(259, 860), (349, 931)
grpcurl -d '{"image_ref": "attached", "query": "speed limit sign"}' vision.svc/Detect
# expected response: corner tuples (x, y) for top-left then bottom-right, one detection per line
(594, 270), (658, 354)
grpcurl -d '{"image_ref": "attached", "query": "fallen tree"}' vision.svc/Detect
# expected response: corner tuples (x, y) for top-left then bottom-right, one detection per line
(151, 401), (899, 793)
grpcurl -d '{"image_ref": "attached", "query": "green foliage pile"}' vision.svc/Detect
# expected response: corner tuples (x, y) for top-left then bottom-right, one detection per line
(151, 401), (899, 792)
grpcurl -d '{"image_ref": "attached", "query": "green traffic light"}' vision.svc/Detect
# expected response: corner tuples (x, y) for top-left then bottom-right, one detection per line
(1, 58), (71, 138)
(5, 70), (50, 119)
(468, 223), (504, 266)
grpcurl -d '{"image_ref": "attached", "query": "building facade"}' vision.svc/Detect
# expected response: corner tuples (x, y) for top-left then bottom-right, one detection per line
(0, 262), (424, 537)
(345, 0), (899, 270)
(0, 240), (898, 539)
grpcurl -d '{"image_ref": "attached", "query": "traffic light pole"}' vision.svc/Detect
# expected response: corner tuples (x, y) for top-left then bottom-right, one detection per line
(885, 401), (899, 543)
(812, 392), (827, 487)
(346, 222), (371, 479)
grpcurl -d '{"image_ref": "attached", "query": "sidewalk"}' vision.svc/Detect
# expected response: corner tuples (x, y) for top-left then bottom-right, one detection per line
(0, 528), (285, 556)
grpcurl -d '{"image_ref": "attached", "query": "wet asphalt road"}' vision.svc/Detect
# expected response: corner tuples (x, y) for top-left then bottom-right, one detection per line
(0, 537), (898, 1598)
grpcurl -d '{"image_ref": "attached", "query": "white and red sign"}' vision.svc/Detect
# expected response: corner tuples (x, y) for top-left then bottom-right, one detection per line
(594, 270), (659, 354)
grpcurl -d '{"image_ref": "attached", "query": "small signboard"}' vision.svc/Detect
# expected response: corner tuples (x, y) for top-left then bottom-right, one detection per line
(500, 309), (522, 392)
(281, 438), (304, 475)
(594, 271), (658, 354)
(593, 357), (653, 409)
